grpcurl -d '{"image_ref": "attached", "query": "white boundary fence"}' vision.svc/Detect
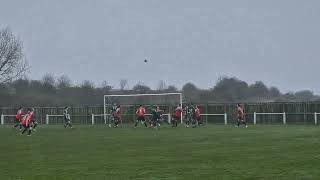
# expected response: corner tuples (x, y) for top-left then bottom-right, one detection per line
(91, 113), (172, 125)
(253, 112), (286, 125)
(1, 113), (226, 125)
(1, 112), (319, 125)
(253, 112), (319, 125)
(201, 113), (228, 125)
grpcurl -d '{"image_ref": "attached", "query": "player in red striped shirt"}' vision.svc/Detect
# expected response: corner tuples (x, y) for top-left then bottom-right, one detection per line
(14, 107), (23, 130)
(20, 109), (34, 136)
(195, 105), (201, 126)
(236, 104), (247, 128)
(113, 105), (121, 127)
(172, 104), (182, 127)
(135, 105), (147, 128)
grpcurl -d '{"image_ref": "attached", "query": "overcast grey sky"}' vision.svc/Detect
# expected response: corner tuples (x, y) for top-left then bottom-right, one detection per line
(1, 0), (320, 93)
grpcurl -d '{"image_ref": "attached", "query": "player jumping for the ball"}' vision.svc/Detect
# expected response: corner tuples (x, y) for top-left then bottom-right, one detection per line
(236, 104), (247, 128)
(135, 105), (147, 128)
(150, 105), (163, 128)
(64, 107), (73, 128)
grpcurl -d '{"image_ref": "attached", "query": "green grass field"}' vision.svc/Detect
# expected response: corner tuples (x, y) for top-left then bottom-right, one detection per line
(1, 124), (320, 180)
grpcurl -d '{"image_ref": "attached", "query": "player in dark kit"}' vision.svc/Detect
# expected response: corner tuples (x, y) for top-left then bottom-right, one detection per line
(150, 106), (163, 128)
(184, 104), (195, 128)
(64, 107), (73, 128)
(14, 107), (23, 130)
(135, 105), (147, 128)
(236, 104), (247, 128)
(172, 104), (182, 127)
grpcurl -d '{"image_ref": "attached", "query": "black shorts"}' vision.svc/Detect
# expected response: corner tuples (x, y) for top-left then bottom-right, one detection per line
(137, 116), (145, 121)
(114, 116), (120, 122)
(64, 117), (71, 123)
(152, 117), (160, 122)
(238, 116), (244, 121)
(22, 124), (30, 129)
(173, 115), (181, 120)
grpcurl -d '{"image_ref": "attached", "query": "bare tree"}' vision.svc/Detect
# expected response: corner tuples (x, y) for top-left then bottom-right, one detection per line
(57, 75), (72, 89)
(0, 27), (28, 83)
(100, 80), (113, 92)
(42, 73), (55, 89)
(157, 80), (167, 91)
(81, 80), (94, 89)
(120, 79), (128, 91)
(133, 82), (151, 93)
(167, 85), (178, 92)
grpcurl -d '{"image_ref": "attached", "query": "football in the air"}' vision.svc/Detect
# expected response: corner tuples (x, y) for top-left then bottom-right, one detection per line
(144, 59), (148, 63)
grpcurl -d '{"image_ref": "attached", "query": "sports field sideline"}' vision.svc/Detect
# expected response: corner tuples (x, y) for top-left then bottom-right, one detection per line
(1, 124), (319, 180)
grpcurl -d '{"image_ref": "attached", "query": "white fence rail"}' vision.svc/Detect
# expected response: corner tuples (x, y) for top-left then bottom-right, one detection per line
(1, 112), (319, 125)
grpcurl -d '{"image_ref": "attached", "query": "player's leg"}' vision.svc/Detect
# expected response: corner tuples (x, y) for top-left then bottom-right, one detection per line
(21, 124), (28, 135)
(134, 117), (139, 127)
(32, 121), (38, 131)
(28, 123), (32, 136)
(64, 117), (68, 128)
(171, 118), (174, 127)
(171, 116), (175, 127)
(114, 117), (119, 127)
(13, 118), (20, 128)
(109, 116), (114, 127)
(172, 116), (178, 127)
(236, 117), (241, 127)
(196, 117), (200, 127)
(67, 120), (73, 128)
(241, 119), (248, 128)
(33, 121), (38, 129)
(185, 117), (189, 127)
(142, 117), (148, 127)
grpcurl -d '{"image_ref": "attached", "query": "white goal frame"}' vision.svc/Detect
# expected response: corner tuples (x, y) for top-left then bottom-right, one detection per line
(103, 93), (183, 124)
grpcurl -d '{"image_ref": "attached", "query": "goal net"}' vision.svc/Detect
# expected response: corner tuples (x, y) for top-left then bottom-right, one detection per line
(103, 93), (183, 125)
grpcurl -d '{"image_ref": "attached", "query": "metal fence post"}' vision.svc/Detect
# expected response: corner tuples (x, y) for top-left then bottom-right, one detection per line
(254, 112), (256, 125)
(315, 112), (317, 125)
(91, 114), (95, 125)
(224, 113), (227, 125)
(46, 114), (49, 125)
(283, 112), (286, 125)
(1, 114), (4, 125)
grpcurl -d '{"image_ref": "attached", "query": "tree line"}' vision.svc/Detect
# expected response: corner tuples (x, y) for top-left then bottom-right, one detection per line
(0, 74), (319, 106)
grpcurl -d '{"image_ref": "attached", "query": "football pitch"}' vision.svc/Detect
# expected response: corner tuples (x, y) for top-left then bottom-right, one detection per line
(1, 124), (320, 180)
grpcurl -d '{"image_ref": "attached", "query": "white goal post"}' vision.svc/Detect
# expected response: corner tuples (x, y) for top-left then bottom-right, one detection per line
(103, 93), (183, 124)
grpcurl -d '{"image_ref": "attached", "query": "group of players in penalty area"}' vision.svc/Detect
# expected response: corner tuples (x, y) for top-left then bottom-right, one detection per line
(108, 103), (247, 129)
(12, 104), (247, 136)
